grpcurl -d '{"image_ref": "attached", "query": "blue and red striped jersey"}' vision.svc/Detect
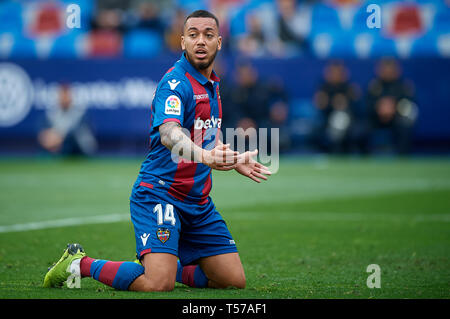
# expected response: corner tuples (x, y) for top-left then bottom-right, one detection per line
(134, 53), (223, 205)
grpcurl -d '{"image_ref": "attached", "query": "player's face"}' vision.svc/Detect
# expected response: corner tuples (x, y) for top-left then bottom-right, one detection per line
(181, 17), (222, 71)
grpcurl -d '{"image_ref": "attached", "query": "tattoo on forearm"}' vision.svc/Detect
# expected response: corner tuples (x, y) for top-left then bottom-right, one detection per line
(159, 121), (203, 162)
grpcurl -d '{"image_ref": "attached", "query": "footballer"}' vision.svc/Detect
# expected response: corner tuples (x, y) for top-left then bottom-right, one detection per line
(43, 10), (271, 292)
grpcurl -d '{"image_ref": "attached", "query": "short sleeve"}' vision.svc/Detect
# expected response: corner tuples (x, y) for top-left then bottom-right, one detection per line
(152, 76), (189, 128)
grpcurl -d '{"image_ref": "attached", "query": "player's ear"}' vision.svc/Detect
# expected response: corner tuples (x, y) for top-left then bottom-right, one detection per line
(181, 35), (186, 51)
(217, 35), (222, 51)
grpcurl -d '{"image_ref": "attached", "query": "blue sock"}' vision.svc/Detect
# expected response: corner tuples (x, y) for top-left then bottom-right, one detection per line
(80, 257), (144, 291)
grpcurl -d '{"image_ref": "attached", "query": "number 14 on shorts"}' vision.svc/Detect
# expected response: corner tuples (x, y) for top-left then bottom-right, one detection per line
(153, 203), (176, 226)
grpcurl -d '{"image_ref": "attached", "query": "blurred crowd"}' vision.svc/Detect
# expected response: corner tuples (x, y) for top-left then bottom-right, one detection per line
(217, 57), (418, 156)
(310, 58), (417, 155)
(2, 0), (438, 156)
(39, 56), (417, 157)
(1, 0), (449, 59)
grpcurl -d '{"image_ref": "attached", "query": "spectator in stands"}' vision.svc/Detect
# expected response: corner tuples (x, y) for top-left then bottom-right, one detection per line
(231, 61), (271, 131)
(275, 0), (309, 55)
(366, 58), (418, 155)
(88, 8), (123, 57)
(124, 1), (165, 34)
(229, 61), (290, 151)
(38, 84), (97, 157)
(240, 0), (310, 57)
(236, 13), (267, 57)
(213, 58), (237, 131)
(312, 61), (364, 153)
(267, 79), (291, 152)
(164, 8), (186, 54)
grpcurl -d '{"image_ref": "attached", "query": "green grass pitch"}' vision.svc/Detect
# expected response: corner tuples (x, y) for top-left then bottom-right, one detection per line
(0, 157), (449, 299)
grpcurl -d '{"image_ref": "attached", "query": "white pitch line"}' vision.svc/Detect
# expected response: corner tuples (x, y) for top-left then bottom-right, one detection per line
(0, 214), (130, 234)
(1, 211), (449, 235)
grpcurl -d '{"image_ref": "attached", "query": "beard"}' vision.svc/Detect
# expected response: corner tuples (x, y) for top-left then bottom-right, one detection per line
(185, 47), (218, 71)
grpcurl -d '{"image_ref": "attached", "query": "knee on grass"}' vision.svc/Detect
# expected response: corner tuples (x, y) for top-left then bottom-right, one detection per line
(215, 273), (246, 289)
(131, 276), (175, 292)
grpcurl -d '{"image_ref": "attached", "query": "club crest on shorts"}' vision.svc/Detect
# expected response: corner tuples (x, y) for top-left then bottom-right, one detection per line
(157, 228), (170, 243)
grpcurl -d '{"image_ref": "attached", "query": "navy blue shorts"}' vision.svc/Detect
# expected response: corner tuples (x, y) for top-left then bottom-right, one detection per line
(129, 182), (237, 266)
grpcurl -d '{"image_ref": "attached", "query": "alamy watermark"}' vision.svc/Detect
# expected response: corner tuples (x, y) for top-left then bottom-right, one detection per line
(170, 126), (280, 174)
(66, 4), (81, 29)
(366, 264), (381, 289)
(366, 4), (381, 29)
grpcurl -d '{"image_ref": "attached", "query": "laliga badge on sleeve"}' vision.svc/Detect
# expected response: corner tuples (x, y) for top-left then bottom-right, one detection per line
(165, 95), (181, 115)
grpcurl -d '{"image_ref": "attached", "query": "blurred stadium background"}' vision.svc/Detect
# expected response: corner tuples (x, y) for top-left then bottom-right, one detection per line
(1, 0), (450, 299)
(0, 0), (449, 156)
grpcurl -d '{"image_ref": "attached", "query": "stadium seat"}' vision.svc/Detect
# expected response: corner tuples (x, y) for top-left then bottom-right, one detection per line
(28, 2), (65, 36)
(310, 4), (342, 35)
(228, 0), (274, 38)
(8, 33), (38, 58)
(353, 33), (375, 58)
(411, 32), (438, 57)
(436, 33), (450, 58)
(175, 0), (208, 13)
(370, 36), (397, 57)
(330, 33), (359, 58)
(0, 1), (23, 34)
(49, 31), (86, 58)
(124, 29), (162, 58)
(86, 30), (122, 58)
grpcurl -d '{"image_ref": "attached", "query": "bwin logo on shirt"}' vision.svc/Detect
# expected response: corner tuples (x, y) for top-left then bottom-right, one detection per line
(194, 116), (222, 130)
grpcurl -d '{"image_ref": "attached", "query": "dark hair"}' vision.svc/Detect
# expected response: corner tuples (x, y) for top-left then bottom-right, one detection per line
(184, 10), (219, 29)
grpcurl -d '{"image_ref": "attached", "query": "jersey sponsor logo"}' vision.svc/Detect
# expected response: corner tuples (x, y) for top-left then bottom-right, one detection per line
(194, 116), (222, 129)
(168, 79), (180, 90)
(165, 95), (181, 115)
(156, 228), (170, 243)
(193, 94), (209, 100)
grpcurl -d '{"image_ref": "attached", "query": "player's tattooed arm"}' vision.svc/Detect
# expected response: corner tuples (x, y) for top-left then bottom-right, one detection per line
(159, 121), (200, 162)
(159, 121), (239, 170)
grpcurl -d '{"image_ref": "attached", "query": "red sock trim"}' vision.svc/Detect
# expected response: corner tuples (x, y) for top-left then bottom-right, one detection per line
(98, 261), (123, 287)
(80, 256), (95, 278)
(182, 265), (197, 287)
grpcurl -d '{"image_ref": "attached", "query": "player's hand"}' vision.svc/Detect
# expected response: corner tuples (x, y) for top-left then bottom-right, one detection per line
(202, 143), (239, 171)
(235, 149), (272, 183)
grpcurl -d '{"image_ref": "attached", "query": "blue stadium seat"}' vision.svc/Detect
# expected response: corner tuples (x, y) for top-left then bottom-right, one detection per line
(175, 0), (208, 12)
(370, 36), (397, 57)
(435, 32), (450, 58)
(311, 31), (361, 58)
(124, 29), (163, 58)
(411, 32), (439, 57)
(0, 1), (23, 33)
(228, 0), (275, 37)
(310, 4), (341, 35)
(9, 33), (37, 58)
(432, 10), (450, 34)
(330, 33), (359, 58)
(228, 7), (248, 37)
(49, 30), (85, 58)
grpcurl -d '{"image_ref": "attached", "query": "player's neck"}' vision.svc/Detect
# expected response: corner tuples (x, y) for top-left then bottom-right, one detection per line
(198, 65), (214, 82)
